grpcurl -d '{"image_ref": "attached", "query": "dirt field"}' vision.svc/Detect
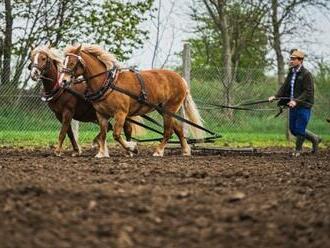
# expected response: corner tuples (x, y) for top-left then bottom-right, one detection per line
(0, 146), (329, 248)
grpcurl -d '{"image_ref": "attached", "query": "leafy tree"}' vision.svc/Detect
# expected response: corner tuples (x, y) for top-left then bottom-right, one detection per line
(189, 0), (268, 110)
(264, 0), (330, 85)
(0, 0), (154, 89)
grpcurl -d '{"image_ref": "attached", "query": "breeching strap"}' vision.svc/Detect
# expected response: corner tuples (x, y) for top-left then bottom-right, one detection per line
(108, 84), (217, 136)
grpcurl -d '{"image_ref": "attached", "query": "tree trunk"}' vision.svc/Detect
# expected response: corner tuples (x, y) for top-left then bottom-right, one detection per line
(271, 0), (285, 86)
(271, 0), (290, 140)
(218, 4), (233, 118)
(2, 0), (13, 87)
(0, 37), (3, 79)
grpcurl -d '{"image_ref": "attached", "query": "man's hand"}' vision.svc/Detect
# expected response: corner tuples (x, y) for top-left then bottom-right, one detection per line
(268, 96), (276, 102)
(288, 100), (297, 108)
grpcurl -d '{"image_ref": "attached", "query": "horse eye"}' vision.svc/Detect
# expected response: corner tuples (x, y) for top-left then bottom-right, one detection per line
(41, 57), (46, 61)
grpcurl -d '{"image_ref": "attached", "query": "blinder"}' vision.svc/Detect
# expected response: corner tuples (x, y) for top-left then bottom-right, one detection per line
(60, 53), (86, 85)
(31, 56), (51, 73)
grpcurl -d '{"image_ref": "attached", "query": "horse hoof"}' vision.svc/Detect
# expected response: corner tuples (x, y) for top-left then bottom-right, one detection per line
(183, 151), (191, 156)
(132, 147), (139, 155)
(72, 151), (81, 157)
(54, 150), (62, 157)
(128, 152), (134, 157)
(291, 151), (301, 157)
(153, 151), (164, 157)
(91, 141), (99, 149)
(182, 147), (191, 156)
(127, 141), (138, 154)
(95, 153), (110, 158)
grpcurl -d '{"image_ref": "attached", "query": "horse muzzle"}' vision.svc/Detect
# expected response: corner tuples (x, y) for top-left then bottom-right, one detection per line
(31, 68), (41, 81)
(58, 73), (72, 88)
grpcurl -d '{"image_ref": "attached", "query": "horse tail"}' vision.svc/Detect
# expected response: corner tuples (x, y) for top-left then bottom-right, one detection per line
(130, 116), (146, 136)
(182, 79), (205, 139)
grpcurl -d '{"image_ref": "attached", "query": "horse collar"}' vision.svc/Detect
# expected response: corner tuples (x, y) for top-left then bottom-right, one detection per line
(40, 72), (63, 102)
(41, 87), (63, 102)
(84, 66), (118, 102)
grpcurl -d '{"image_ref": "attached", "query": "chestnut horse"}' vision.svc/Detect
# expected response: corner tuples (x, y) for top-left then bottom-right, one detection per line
(59, 44), (204, 157)
(29, 44), (136, 156)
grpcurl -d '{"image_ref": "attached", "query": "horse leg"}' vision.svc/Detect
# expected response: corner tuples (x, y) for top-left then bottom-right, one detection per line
(123, 120), (132, 141)
(172, 119), (191, 156)
(66, 125), (82, 157)
(113, 112), (138, 156)
(95, 113), (109, 158)
(153, 114), (174, 157)
(92, 133), (100, 148)
(55, 111), (72, 157)
(92, 120), (113, 148)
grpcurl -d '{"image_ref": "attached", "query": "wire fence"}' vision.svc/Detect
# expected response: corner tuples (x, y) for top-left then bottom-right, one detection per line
(0, 63), (329, 148)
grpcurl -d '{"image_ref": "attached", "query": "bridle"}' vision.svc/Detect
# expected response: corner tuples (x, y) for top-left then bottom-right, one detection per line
(29, 52), (54, 83)
(30, 52), (51, 74)
(60, 52), (116, 87)
(60, 53), (86, 77)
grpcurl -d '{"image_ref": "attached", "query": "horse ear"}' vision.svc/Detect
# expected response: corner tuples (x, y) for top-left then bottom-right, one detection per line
(76, 44), (82, 53)
(46, 41), (52, 49)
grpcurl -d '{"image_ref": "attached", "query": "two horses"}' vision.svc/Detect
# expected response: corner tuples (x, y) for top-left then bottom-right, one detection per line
(58, 44), (204, 157)
(29, 44), (136, 156)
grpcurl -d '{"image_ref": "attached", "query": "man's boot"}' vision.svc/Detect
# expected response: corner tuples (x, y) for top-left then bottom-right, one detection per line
(293, 135), (305, 157)
(305, 130), (321, 153)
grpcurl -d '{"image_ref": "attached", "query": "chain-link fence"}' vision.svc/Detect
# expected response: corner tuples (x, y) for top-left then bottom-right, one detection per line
(0, 63), (329, 148)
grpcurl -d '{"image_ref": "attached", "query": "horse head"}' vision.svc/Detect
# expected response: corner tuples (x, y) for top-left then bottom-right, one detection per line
(29, 43), (61, 81)
(59, 44), (86, 87)
(59, 44), (118, 88)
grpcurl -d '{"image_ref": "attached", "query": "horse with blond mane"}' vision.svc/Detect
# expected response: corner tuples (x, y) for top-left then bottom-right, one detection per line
(29, 43), (137, 156)
(58, 44), (204, 157)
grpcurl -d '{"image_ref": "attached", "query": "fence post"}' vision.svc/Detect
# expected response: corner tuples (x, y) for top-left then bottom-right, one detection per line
(183, 43), (191, 85)
(71, 119), (79, 142)
(182, 43), (191, 137)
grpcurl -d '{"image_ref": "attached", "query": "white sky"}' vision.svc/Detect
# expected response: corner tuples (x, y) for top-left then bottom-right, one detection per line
(126, 0), (330, 70)
(126, 0), (195, 69)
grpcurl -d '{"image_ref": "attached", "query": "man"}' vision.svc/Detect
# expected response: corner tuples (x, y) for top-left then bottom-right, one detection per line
(269, 49), (321, 156)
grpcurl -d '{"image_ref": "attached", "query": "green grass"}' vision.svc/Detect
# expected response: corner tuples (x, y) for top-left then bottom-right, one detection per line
(1, 130), (329, 149)
(1, 73), (329, 149)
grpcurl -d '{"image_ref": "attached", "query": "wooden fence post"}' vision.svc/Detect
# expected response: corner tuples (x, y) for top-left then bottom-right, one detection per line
(182, 43), (191, 137)
(183, 43), (191, 85)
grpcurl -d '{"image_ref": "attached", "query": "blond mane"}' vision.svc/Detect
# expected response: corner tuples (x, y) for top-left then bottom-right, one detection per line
(64, 44), (120, 70)
(31, 45), (63, 70)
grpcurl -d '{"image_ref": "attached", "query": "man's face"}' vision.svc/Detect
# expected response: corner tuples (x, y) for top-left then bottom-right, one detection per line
(289, 57), (303, 68)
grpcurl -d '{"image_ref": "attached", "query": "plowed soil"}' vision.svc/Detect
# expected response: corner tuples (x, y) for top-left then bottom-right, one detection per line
(0, 146), (329, 248)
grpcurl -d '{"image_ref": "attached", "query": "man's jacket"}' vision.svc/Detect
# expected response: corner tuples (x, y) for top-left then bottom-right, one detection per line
(276, 66), (314, 108)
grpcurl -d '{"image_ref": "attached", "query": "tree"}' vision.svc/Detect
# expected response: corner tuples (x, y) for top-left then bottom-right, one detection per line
(1, 0), (13, 87)
(0, 0), (154, 89)
(264, 0), (330, 85)
(150, 0), (176, 68)
(190, 0), (268, 108)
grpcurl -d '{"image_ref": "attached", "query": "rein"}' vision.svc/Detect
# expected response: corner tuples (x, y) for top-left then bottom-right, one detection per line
(238, 97), (311, 107)
(60, 52), (216, 136)
(39, 74), (63, 102)
(35, 62), (63, 103)
(107, 83), (217, 136)
(84, 66), (118, 102)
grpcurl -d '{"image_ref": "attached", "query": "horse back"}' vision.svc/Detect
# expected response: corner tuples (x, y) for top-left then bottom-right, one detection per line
(96, 69), (188, 116)
(117, 69), (187, 102)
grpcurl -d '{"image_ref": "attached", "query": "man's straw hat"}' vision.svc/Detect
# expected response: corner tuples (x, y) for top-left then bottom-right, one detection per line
(290, 50), (304, 59)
